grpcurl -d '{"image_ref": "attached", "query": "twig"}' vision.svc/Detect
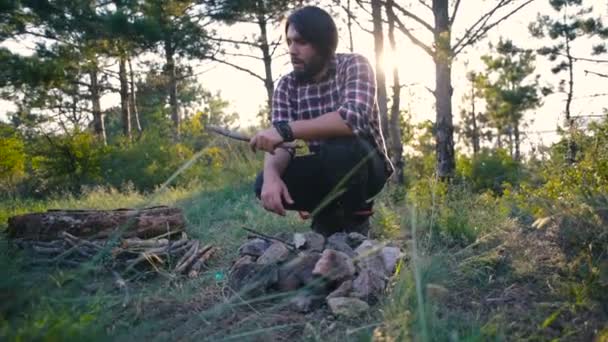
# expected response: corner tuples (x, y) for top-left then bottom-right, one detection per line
(188, 245), (216, 278)
(207, 125), (250, 142)
(175, 240), (200, 273)
(206, 125), (299, 149)
(111, 270), (130, 308)
(241, 227), (296, 250)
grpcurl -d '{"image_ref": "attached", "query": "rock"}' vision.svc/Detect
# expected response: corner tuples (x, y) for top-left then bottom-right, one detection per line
(354, 239), (381, 256)
(355, 240), (386, 278)
(274, 232), (293, 245)
(277, 252), (321, 291)
(288, 293), (322, 313)
(327, 297), (369, 318)
(326, 280), (353, 299)
(231, 255), (255, 270)
(289, 294), (314, 313)
(326, 232), (355, 257)
(302, 231), (325, 252)
(347, 232), (367, 248)
(381, 246), (402, 275)
(293, 233), (307, 249)
(238, 238), (269, 257)
(312, 249), (356, 283)
(229, 262), (278, 297)
(257, 242), (291, 265)
(426, 283), (449, 301)
(351, 268), (386, 302)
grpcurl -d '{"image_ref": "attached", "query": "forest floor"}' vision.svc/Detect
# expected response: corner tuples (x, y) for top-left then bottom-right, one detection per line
(1, 182), (606, 341)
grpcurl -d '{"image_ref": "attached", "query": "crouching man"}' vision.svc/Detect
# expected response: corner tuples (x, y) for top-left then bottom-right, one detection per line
(250, 6), (394, 236)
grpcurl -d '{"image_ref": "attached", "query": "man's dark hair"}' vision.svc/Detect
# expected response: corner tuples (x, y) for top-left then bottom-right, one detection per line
(286, 6), (338, 59)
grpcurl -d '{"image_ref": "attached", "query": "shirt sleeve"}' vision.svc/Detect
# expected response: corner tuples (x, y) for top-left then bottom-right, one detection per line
(337, 54), (376, 137)
(271, 76), (293, 124)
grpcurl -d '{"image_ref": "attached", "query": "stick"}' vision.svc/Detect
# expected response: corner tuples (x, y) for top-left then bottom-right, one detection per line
(241, 226), (295, 250)
(207, 125), (250, 142)
(121, 238), (169, 249)
(207, 125), (299, 149)
(187, 245), (216, 278)
(175, 240), (200, 273)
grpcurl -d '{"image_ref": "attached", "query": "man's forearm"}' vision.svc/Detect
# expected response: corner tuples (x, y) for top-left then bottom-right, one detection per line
(289, 111), (354, 141)
(263, 148), (291, 181)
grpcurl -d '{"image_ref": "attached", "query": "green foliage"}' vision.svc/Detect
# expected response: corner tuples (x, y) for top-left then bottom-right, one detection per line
(0, 125), (26, 192)
(28, 131), (107, 193)
(457, 149), (521, 194)
(475, 39), (542, 159)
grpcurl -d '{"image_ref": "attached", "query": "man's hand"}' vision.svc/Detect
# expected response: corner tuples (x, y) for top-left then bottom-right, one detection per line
(249, 127), (283, 154)
(260, 177), (294, 216)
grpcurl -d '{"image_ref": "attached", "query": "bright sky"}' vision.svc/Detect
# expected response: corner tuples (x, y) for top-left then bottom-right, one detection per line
(1, 0), (607, 154)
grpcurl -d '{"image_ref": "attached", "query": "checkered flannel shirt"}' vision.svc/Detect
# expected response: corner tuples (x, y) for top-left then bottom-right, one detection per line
(271, 53), (394, 177)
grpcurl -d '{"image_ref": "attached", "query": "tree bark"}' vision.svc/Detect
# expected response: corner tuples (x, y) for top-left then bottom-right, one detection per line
(433, 0), (454, 178)
(128, 57), (142, 133)
(119, 54), (132, 140)
(165, 39), (180, 139)
(8, 206), (186, 241)
(89, 60), (107, 146)
(564, 25), (576, 163)
(257, 5), (274, 114)
(514, 123), (520, 161)
(470, 76), (480, 155)
(371, 0), (390, 143)
(386, 0), (404, 184)
(347, 0), (354, 52)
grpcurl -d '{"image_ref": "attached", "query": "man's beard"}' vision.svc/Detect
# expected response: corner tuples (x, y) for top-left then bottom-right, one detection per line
(293, 55), (326, 82)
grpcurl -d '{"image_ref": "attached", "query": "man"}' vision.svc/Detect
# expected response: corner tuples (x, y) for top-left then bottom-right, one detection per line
(250, 6), (393, 236)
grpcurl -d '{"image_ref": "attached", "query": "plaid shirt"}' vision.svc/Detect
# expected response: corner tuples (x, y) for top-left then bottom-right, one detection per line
(271, 53), (394, 177)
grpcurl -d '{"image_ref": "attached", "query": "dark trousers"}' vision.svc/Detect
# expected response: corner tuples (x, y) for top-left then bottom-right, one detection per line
(254, 137), (387, 227)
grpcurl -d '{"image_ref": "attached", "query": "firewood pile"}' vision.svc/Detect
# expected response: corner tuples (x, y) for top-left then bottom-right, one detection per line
(229, 229), (404, 316)
(8, 206), (217, 277)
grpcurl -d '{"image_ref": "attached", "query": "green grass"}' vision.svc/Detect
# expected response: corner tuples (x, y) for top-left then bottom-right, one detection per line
(2, 169), (606, 341)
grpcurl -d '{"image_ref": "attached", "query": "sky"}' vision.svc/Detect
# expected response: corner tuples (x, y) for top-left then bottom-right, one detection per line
(1, 0), (607, 154)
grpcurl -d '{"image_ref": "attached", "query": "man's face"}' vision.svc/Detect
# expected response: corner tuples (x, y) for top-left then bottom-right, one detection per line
(287, 25), (325, 81)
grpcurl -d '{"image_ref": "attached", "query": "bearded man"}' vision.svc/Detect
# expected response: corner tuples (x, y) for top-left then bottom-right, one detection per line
(250, 6), (394, 236)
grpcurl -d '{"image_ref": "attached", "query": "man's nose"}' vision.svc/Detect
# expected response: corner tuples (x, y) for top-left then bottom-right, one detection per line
(288, 43), (297, 56)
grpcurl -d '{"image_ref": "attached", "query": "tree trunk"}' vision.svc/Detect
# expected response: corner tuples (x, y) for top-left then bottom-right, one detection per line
(386, 0), (404, 184)
(507, 126), (514, 158)
(7, 206), (186, 241)
(371, 0), (390, 143)
(89, 61), (107, 146)
(128, 57), (142, 133)
(514, 123), (520, 161)
(564, 28), (576, 163)
(257, 7), (274, 114)
(433, 0), (454, 178)
(470, 77), (480, 155)
(165, 39), (180, 139)
(119, 54), (132, 140)
(347, 0), (354, 52)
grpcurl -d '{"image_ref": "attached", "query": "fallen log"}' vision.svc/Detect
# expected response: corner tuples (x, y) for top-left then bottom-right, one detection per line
(7, 206), (185, 241)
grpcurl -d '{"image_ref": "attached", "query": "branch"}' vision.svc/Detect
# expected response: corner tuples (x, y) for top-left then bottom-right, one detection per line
(417, 0), (433, 12)
(449, 0), (462, 26)
(453, 0), (536, 56)
(584, 69), (608, 78)
(220, 51), (263, 60)
(379, 0), (434, 33)
(203, 36), (262, 48)
(558, 53), (608, 64)
(392, 15), (434, 57)
(454, 0), (511, 46)
(205, 56), (265, 82)
(269, 38), (283, 58)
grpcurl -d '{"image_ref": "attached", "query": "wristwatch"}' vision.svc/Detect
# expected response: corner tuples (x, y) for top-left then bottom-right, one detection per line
(273, 121), (295, 142)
